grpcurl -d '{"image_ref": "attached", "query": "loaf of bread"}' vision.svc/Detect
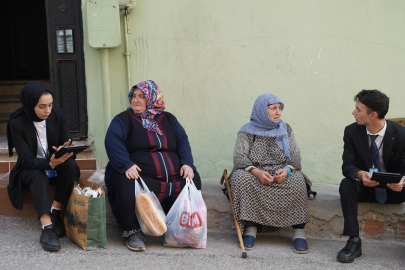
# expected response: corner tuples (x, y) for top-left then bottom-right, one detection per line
(136, 193), (167, 236)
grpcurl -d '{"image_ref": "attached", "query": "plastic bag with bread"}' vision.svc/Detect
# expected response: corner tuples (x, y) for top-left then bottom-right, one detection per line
(135, 178), (167, 236)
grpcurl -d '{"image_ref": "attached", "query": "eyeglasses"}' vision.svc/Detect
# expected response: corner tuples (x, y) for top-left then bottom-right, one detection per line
(132, 95), (146, 101)
(267, 105), (283, 112)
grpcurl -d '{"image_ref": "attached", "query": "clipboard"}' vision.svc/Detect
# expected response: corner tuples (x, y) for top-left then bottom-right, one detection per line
(371, 172), (402, 184)
(54, 145), (89, 158)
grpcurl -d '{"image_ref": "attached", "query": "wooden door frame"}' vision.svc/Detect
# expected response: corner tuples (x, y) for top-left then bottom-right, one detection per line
(45, 0), (88, 140)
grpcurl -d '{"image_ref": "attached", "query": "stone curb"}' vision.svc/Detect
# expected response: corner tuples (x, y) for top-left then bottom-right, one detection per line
(87, 171), (405, 242)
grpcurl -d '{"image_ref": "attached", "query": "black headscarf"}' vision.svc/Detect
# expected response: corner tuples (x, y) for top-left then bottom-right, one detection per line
(7, 81), (53, 157)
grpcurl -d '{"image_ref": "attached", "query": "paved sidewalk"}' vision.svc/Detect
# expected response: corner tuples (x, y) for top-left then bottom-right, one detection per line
(0, 216), (404, 270)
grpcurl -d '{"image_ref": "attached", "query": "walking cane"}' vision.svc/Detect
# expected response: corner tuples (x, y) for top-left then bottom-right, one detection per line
(220, 169), (247, 259)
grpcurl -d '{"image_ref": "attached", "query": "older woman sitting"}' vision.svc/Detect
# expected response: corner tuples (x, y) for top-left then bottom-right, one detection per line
(105, 80), (201, 252)
(229, 93), (310, 253)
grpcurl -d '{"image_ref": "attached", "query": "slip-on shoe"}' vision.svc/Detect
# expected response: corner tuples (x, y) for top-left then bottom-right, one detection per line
(242, 235), (255, 250)
(337, 237), (362, 263)
(125, 232), (146, 252)
(293, 238), (309, 254)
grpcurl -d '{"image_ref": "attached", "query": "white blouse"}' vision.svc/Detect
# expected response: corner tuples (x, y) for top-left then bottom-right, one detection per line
(33, 120), (48, 158)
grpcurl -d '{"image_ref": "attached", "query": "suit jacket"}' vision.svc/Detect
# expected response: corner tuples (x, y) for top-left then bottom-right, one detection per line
(342, 120), (405, 180)
(7, 107), (72, 210)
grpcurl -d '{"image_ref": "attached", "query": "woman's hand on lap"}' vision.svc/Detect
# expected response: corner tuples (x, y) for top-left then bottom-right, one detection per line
(180, 165), (194, 179)
(273, 168), (288, 183)
(251, 169), (274, 184)
(125, 164), (142, 180)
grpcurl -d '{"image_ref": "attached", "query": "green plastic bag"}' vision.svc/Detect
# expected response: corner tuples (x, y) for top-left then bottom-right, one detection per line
(64, 179), (106, 250)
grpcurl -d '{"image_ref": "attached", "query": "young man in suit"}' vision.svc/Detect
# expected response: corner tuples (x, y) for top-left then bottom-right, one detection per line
(337, 89), (405, 263)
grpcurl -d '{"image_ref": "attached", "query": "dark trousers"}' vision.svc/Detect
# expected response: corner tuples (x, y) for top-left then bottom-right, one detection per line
(339, 177), (405, 236)
(21, 158), (78, 219)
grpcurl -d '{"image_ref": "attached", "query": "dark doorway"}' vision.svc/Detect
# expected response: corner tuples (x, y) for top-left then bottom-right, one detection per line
(0, 0), (88, 140)
(0, 0), (50, 136)
(0, 1), (49, 80)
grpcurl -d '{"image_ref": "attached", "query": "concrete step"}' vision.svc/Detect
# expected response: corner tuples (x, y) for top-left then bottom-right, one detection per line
(87, 170), (405, 242)
(0, 80), (50, 136)
(2, 163), (404, 242)
(0, 80), (50, 95)
(0, 159), (97, 217)
(0, 96), (21, 114)
(0, 118), (7, 136)
(0, 95), (20, 102)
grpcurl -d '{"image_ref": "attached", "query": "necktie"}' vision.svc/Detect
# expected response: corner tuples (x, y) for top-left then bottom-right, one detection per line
(370, 135), (387, 204)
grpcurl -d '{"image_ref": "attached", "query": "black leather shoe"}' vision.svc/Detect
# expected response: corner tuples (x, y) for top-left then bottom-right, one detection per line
(242, 235), (255, 250)
(51, 209), (65, 238)
(337, 237), (362, 263)
(40, 224), (61, 251)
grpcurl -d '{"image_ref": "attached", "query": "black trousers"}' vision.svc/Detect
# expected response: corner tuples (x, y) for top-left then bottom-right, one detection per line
(21, 158), (78, 219)
(339, 177), (405, 236)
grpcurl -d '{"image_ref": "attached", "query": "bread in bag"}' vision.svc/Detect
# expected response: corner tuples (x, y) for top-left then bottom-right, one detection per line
(136, 193), (167, 236)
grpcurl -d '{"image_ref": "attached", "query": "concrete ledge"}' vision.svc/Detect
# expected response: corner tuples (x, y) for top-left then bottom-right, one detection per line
(88, 171), (405, 242)
(306, 183), (405, 241)
(195, 180), (405, 242)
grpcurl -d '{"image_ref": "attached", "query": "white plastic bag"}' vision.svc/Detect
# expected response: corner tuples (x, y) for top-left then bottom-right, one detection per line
(164, 178), (207, 248)
(135, 177), (167, 236)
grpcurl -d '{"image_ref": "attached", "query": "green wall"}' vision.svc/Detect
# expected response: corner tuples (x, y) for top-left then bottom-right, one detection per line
(82, 0), (405, 184)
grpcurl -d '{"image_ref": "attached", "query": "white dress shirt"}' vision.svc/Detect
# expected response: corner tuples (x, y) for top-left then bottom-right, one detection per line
(366, 120), (387, 172)
(33, 120), (48, 158)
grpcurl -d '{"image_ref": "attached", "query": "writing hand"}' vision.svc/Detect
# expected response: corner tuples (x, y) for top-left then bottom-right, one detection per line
(52, 139), (74, 152)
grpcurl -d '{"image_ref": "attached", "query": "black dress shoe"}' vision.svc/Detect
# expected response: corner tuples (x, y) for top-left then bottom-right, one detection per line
(40, 224), (61, 251)
(51, 209), (66, 238)
(337, 237), (362, 263)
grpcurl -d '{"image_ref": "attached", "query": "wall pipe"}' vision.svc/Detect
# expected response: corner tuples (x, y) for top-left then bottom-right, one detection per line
(98, 1), (136, 131)
(120, 1), (137, 90)
(100, 49), (112, 131)
(123, 10), (131, 89)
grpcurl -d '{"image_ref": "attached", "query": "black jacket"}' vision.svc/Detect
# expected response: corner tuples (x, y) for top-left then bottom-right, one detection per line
(7, 107), (71, 210)
(342, 120), (405, 180)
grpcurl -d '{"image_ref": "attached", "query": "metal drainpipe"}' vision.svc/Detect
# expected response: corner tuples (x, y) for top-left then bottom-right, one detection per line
(100, 49), (112, 131)
(120, 1), (137, 90)
(124, 10), (131, 89)
(98, 1), (136, 131)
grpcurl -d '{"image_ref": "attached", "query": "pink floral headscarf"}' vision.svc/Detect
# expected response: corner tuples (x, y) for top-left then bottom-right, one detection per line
(128, 80), (165, 135)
